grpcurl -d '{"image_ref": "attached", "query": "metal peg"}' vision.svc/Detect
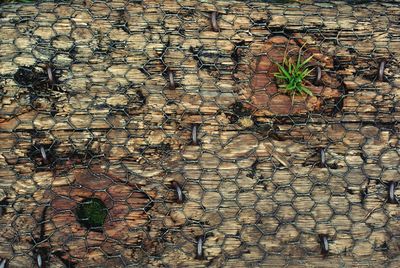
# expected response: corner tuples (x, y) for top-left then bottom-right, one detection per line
(40, 146), (47, 161)
(319, 234), (329, 255)
(211, 11), (219, 32)
(37, 253), (42, 268)
(378, 61), (385, 82)
(315, 66), (322, 85)
(171, 181), (184, 203)
(168, 69), (176, 89)
(46, 65), (54, 85)
(196, 236), (204, 259)
(388, 182), (397, 204)
(192, 125), (198, 145)
(360, 186), (368, 204)
(0, 259), (7, 268)
(320, 148), (326, 166)
(40, 146), (47, 164)
(0, 198), (8, 217)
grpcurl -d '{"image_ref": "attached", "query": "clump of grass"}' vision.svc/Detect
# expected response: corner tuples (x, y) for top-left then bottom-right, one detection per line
(274, 44), (314, 103)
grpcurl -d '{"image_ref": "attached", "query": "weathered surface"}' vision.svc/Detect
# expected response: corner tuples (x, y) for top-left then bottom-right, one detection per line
(1, 0), (400, 267)
(241, 35), (341, 116)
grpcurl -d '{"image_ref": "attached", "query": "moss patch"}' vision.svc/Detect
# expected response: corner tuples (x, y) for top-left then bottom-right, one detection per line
(76, 198), (107, 230)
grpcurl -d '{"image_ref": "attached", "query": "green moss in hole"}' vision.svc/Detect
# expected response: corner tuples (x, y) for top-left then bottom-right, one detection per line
(76, 198), (107, 230)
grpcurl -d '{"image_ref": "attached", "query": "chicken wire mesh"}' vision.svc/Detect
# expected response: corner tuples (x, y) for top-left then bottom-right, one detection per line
(0, 0), (400, 267)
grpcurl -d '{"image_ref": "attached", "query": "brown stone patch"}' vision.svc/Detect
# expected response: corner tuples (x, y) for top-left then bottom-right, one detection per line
(241, 36), (341, 116)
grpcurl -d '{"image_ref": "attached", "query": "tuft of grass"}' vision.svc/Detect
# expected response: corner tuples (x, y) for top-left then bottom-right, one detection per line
(274, 44), (314, 103)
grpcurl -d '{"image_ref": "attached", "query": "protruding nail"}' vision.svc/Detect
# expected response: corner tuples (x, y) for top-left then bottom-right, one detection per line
(315, 66), (322, 85)
(168, 69), (176, 89)
(0, 198), (7, 217)
(361, 186), (368, 204)
(319, 234), (329, 255)
(37, 253), (42, 268)
(320, 148), (326, 166)
(378, 61), (385, 82)
(40, 146), (48, 164)
(388, 182), (397, 204)
(171, 181), (184, 203)
(196, 236), (204, 259)
(211, 11), (219, 32)
(0, 259), (7, 268)
(192, 125), (198, 145)
(46, 65), (53, 85)
(40, 146), (47, 162)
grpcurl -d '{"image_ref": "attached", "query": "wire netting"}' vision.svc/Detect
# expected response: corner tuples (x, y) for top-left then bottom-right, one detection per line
(0, 0), (400, 267)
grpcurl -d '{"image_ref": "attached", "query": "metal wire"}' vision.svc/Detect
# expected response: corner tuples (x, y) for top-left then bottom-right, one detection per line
(0, 0), (399, 267)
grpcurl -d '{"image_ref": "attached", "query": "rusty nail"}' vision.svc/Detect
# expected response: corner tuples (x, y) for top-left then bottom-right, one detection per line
(211, 11), (219, 32)
(46, 65), (53, 85)
(196, 237), (204, 259)
(168, 69), (176, 89)
(319, 234), (329, 255)
(315, 66), (322, 85)
(172, 181), (184, 203)
(192, 125), (198, 145)
(388, 182), (397, 204)
(0, 259), (6, 268)
(378, 61), (385, 82)
(320, 148), (326, 166)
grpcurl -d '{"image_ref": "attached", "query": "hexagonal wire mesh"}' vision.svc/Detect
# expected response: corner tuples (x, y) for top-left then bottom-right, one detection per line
(0, 0), (400, 267)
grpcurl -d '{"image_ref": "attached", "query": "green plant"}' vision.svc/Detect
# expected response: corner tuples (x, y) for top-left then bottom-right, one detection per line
(76, 198), (107, 230)
(274, 44), (314, 102)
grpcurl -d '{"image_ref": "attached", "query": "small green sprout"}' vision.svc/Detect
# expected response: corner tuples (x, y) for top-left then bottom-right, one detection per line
(274, 44), (314, 103)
